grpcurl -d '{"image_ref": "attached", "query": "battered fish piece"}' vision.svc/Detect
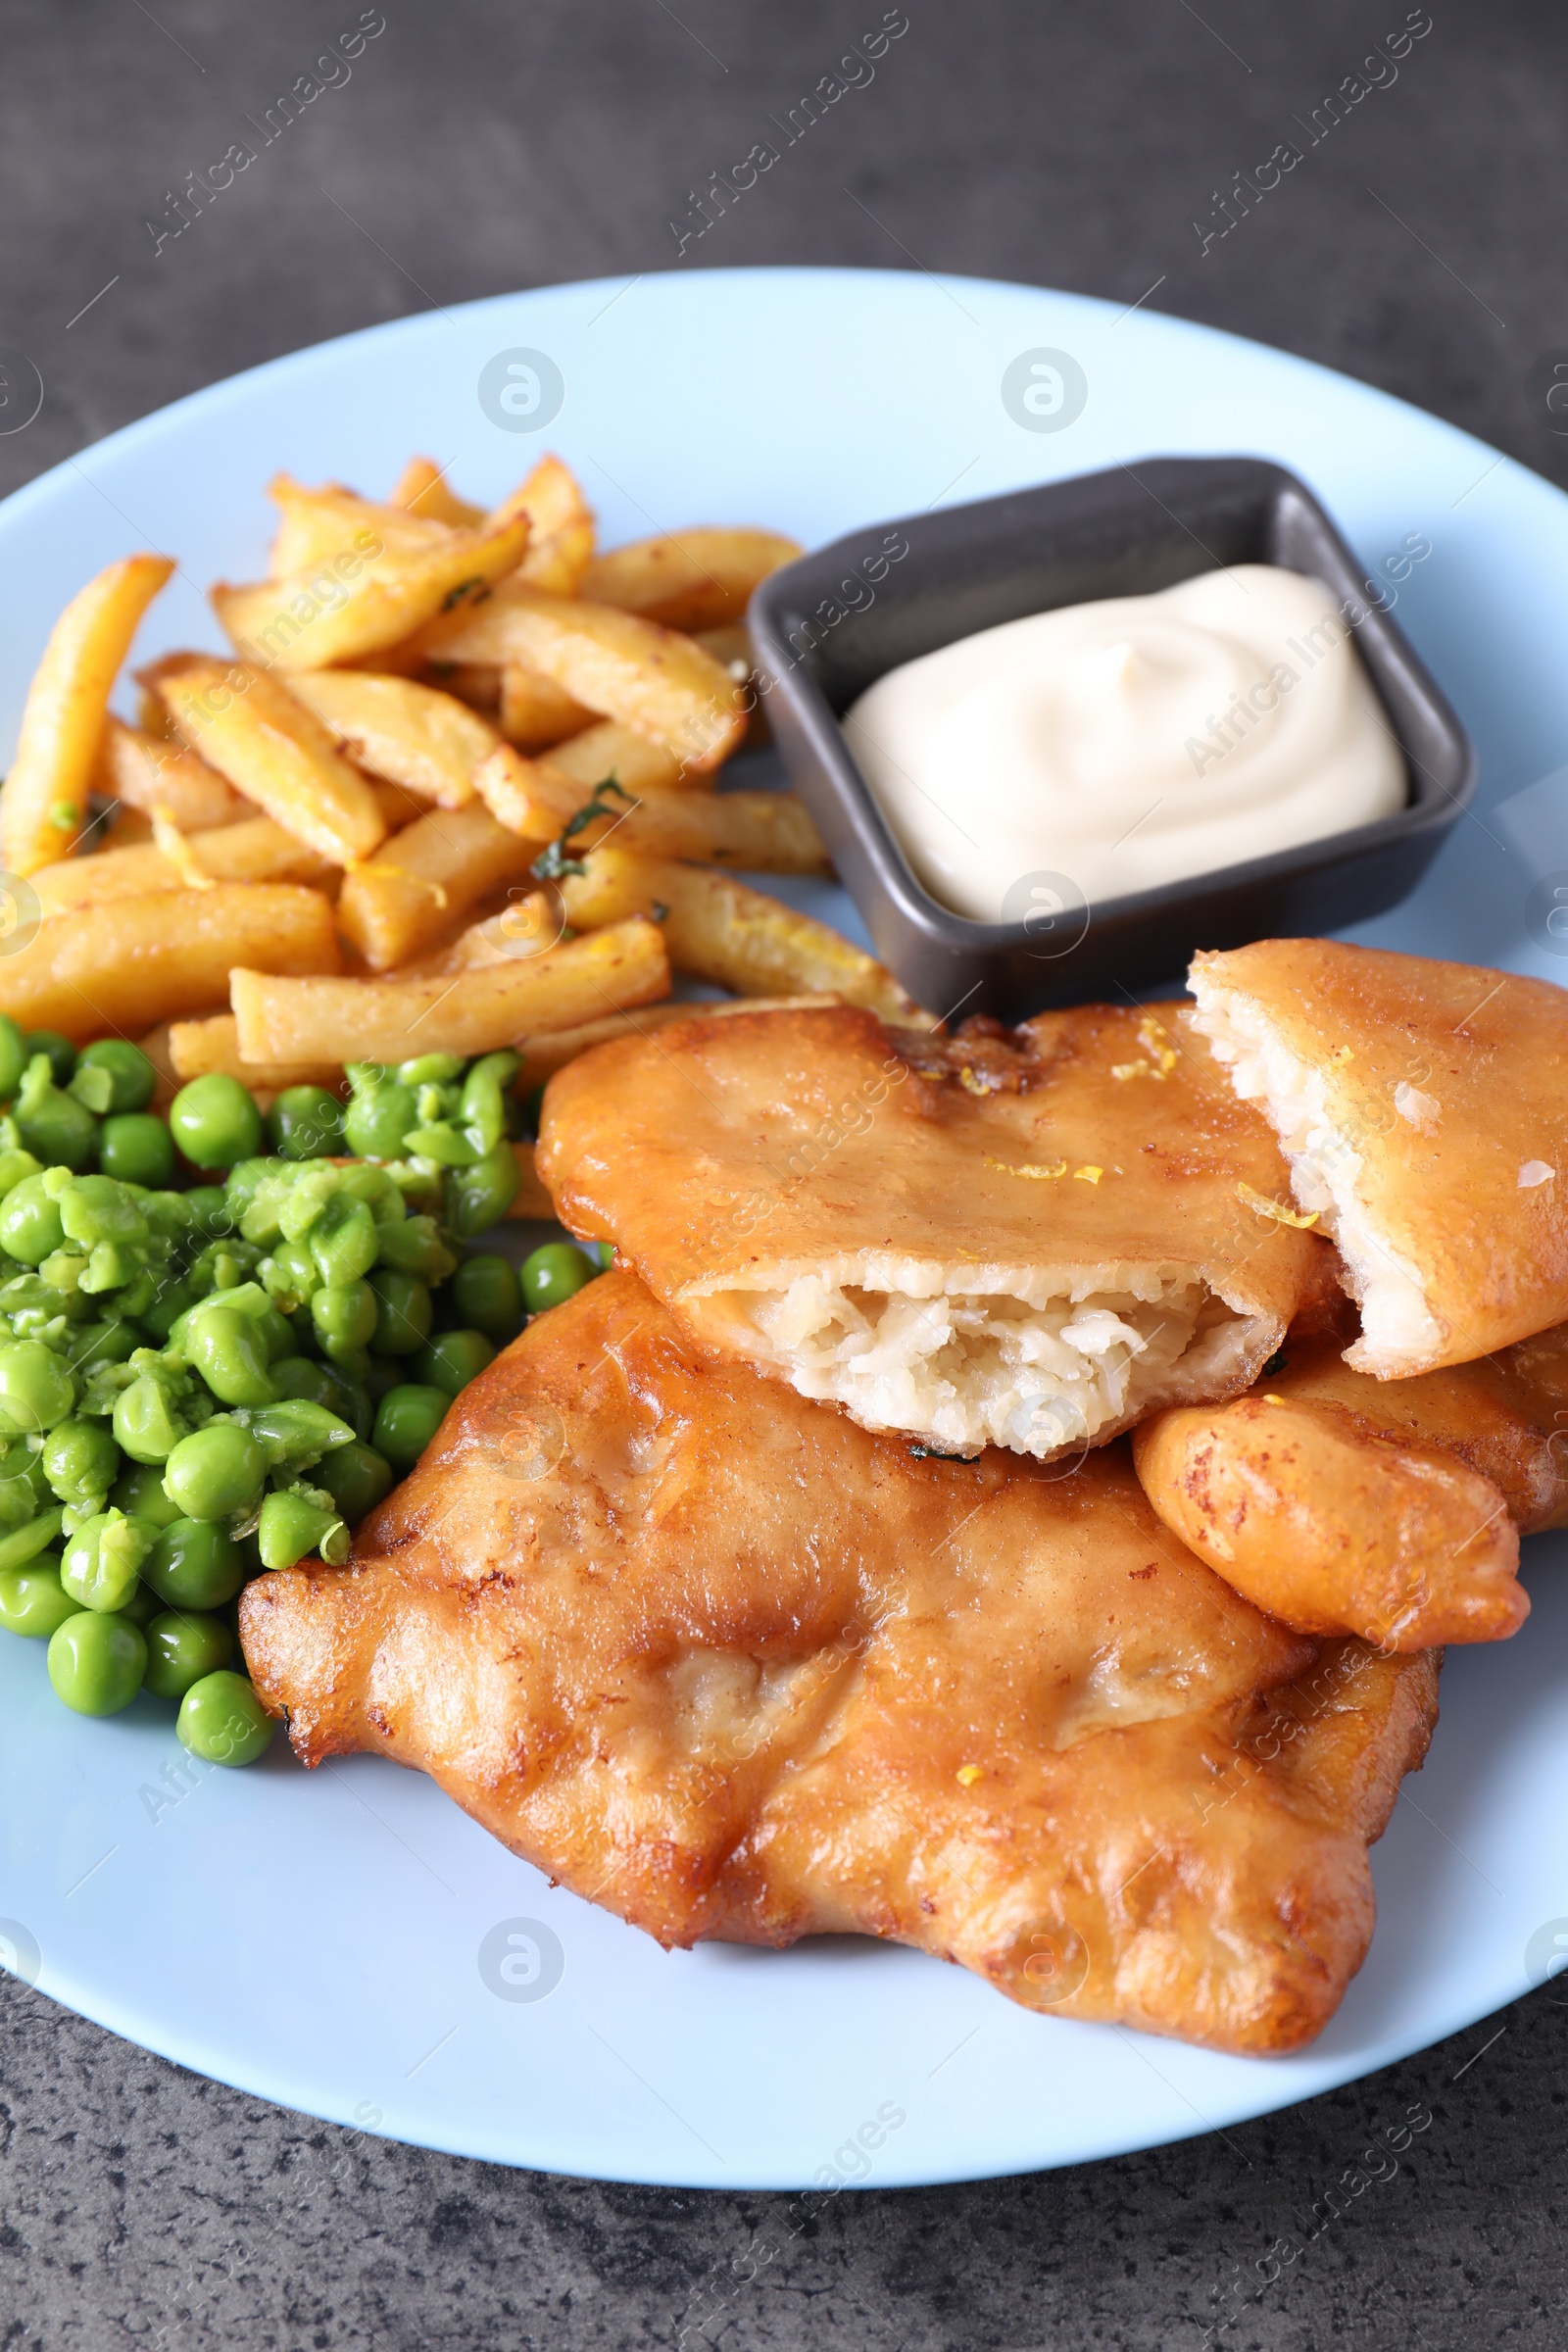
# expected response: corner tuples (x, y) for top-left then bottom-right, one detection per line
(242, 1271), (1439, 2057)
(535, 1003), (1325, 1462)
(1190, 939), (1568, 1376)
(1133, 1320), (1568, 1646)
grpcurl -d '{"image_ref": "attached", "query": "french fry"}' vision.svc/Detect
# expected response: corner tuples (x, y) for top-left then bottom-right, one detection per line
(152, 656), (386, 865)
(335, 800), (542, 971)
(427, 587), (746, 772)
(284, 670), (499, 808)
(543, 719), (687, 795)
(95, 718), (251, 832)
(696, 622), (770, 748)
(214, 511), (530, 673)
(168, 1012), (344, 1093)
(232, 915), (670, 1063)
(31, 816), (333, 914)
(513, 994), (842, 1088)
(559, 848), (931, 1023)
(581, 527), (801, 632)
(1, 554), (174, 876)
(435, 896), (562, 970)
(0, 884), (339, 1042)
(518, 518), (595, 597)
(388, 458), (485, 531)
(134, 1019), (185, 1110)
(268, 473), (452, 576)
(495, 664), (598, 752)
(490, 455), (595, 595)
(438, 662), (503, 714)
(471, 744), (829, 873)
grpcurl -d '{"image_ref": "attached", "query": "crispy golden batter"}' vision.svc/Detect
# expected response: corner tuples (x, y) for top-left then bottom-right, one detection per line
(1190, 939), (1568, 1375)
(241, 1272), (1438, 2056)
(535, 1003), (1325, 1462)
(1134, 1320), (1568, 1647)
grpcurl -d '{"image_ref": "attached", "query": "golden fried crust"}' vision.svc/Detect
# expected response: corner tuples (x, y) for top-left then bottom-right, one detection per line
(1133, 1393), (1525, 1648)
(1192, 939), (1568, 1371)
(241, 1270), (1438, 2056)
(534, 1003), (1324, 1444)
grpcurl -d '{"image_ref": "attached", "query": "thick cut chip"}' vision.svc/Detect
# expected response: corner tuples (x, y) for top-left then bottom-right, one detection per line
(334, 800), (543, 972)
(580, 526), (802, 632)
(537, 1004), (1325, 1461)
(215, 512), (530, 673)
(425, 585), (747, 772)
(387, 458), (485, 531)
(95, 718), (250, 832)
(495, 665), (599, 752)
(1190, 939), (1568, 1375)
(169, 1011), (343, 1094)
(231, 915), (669, 1063)
(284, 670), (498, 808)
(266, 474), (454, 576)
(1133, 1318), (1568, 1647)
(0, 884), (338, 1041)
(241, 1271), (1439, 2056)
(471, 745), (829, 872)
(152, 656), (386, 865)
(2, 554), (173, 875)
(31, 816), (331, 913)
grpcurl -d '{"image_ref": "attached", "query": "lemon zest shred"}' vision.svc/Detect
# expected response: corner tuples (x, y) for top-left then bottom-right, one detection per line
(985, 1154), (1066, 1180)
(1073, 1164), (1103, 1185)
(956, 1763), (983, 1787)
(1236, 1180), (1319, 1228)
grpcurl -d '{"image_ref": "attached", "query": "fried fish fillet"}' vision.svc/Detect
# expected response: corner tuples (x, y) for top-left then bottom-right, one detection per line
(1133, 1319), (1568, 1647)
(535, 1003), (1325, 1462)
(241, 1270), (1439, 2056)
(1190, 939), (1568, 1376)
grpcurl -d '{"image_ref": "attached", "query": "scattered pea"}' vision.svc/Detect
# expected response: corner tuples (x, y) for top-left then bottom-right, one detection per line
(76, 1040), (157, 1114)
(61, 1511), (156, 1613)
(169, 1074), (264, 1170)
(24, 1031), (75, 1087)
(415, 1329), (495, 1399)
(0, 1174), (64, 1264)
(372, 1384), (448, 1473)
(177, 1669), (273, 1765)
(314, 1438), (393, 1527)
(48, 1610), (147, 1715)
(142, 1517), (247, 1610)
(0, 1015), (27, 1101)
(268, 1085), (344, 1161)
(142, 1609), (232, 1701)
(452, 1253), (522, 1347)
(98, 1112), (174, 1188)
(257, 1488), (348, 1570)
(520, 1241), (598, 1315)
(369, 1270), (432, 1357)
(0, 1559), (77, 1639)
(312, 1278), (378, 1363)
(163, 1422), (267, 1521)
(0, 1341), (76, 1434)
(110, 1460), (184, 1530)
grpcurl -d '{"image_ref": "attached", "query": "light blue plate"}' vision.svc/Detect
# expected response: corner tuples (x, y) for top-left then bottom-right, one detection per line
(1, 268), (1565, 2191)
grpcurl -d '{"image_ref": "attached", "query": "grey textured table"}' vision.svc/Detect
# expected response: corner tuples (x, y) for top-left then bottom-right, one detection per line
(2, 3), (1566, 2344)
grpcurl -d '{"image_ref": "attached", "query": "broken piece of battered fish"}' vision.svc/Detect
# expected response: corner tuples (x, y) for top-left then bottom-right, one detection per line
(242, 1270), (1438, 2056)
(535, 1003), (1325, 1461)
(1134, 1318), (1568, 1648)
(1190, 939), (1568, 1375)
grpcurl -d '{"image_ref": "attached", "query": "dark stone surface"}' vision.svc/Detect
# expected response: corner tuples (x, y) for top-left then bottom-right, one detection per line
(1, 1), (1565, 2342)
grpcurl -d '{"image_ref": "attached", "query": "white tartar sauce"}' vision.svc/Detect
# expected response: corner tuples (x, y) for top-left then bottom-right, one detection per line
(843, 564), (1405, 920)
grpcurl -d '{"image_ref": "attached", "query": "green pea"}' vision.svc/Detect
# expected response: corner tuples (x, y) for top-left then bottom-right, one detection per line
(363, 1357), (402, 1403)
(183, 1185), (234, 1240)
(48, 1609), (146, 1714)
(257, 1487), (348, 1570)
(0, 1015), (27, 1101)
(582, 1240), (615, 1272)
(142, 1609), (233, 1701)
(415, 1329), (495, 1399)
(312, 1279), (377, 1363)
(15, 1084), (97, 1172)
(520, 1241), (597, 1315)
(61, 1510), (157, 1613)
(0, 1558), (76, 1638)
(110, 1459), (184, 1529)
(452, 1253), (522, 1346)
(373, 1212), (453, 1281)
(71, 1315), (145, 1370)
(76, 1038), (157, 1114)
(142, 1516), (246, 1610)
(268, 1085), (343, 1161)
(184, 1303), (275, 1407)
(314, 1438), (393, 1527)
(116, 1577), (163, 1629)
(310, 1196), (378, 1289)
(24, 1031), (75, 1086)
(98, 1113), (173, 1188)
(342, 1079), (418, 1162)
(371, 1384), (448, 1473)
(0, 1341), (76, 1435)
(41, 1418), (120, 1508)
(177, 1669), (273, 1765)
(270, 1354), (368, 1441)
(169, 1074), (263, 1171)
(112, 1374), (187, 1464)
(0, 1174), (66, 1264)
(0, 1146), (41, 1204)
(369, 1270), (432, 1357)
(397, 1054), (464, 1088)
(0, 1507), (65, 1574)
(163, 1422), (266, 1521)
(446, 1141), (519, 1239)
